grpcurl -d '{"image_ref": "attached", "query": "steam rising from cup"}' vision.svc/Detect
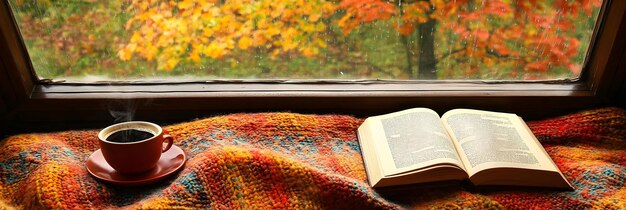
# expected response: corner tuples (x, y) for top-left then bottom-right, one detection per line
(106, 99), (155, 123)
(107, 100), (137, 123)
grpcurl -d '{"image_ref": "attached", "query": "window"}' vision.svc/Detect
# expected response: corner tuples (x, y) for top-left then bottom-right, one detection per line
(1, 0), (625, 134)
(7, 0), (604, 81)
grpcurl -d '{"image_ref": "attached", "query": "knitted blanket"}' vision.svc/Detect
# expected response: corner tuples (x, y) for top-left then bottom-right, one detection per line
(0, 107), (625, 209)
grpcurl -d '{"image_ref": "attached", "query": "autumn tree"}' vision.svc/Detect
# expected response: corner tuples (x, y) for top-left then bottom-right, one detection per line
(11, 0), (128, 77)
(337, 0), (603, 79)
(119, 0), (335, 71)
(119, 0), (602, 79)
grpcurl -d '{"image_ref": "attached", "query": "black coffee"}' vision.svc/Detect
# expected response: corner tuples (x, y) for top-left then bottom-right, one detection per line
(106, 129), (154, 143)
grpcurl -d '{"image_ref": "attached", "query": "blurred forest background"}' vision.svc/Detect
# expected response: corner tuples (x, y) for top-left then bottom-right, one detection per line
(9, 0), (602, 81)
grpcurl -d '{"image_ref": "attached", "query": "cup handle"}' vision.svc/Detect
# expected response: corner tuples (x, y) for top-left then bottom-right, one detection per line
(162, 134), (174, 152)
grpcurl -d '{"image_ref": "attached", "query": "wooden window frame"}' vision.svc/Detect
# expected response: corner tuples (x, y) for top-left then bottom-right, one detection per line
(1, 0), (625, 134)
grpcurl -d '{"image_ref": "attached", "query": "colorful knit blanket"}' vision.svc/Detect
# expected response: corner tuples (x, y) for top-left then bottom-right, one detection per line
(0, 107), (625, 209)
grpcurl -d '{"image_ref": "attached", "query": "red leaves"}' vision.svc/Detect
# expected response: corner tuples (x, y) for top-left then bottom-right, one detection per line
(339, 0), (397, 23)
(529, 12), (574, 31)
(523, 36), (581, 73)
(338, 0), (397, 35)
(396, 23), (415, 35)
(525, 61), (549, 72)
(554, 0), (603, 17)
(445, 0), (599, 77)
(395, 1), (431, 35)
(335, 0), (600, 78)
(117, 0), (601, 78)
(484, 1), (513, 17)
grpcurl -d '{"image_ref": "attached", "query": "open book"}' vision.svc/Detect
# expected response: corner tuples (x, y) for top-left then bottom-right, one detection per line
(357, 108), (572, 189)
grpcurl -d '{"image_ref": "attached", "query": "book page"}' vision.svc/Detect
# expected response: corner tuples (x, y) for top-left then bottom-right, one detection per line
(357, 121), (386, 186)
(368, 108), (465, 176)
(441, 109), (556, 176)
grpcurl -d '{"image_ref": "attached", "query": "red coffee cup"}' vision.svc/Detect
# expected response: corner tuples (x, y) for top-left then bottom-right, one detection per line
(97, 121), (173, 174)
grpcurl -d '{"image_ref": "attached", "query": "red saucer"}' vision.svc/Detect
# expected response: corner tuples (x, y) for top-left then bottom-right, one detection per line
(86, 145), (186, 186)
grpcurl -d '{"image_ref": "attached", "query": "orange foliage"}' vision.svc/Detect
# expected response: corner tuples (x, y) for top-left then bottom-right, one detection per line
(337, 0), (397, 35)
(119, 0), (602, 78)
(120, 0), (336, 70)
(396, 1), (431, 35)
(336, 0), (601, 78)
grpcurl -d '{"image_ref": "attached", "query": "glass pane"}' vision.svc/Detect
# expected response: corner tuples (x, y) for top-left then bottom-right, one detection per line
(8, 0), (603, 81)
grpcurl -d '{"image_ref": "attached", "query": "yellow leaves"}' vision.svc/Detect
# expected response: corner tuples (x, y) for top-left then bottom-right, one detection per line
(177, 0), (194, 10)
(309, 13), (321, 22)
(321, 2), (335, 14)
(282, 10), (294, 20)
(315, 39), (327, 48)
(162, 57), (179, 71)
(237, 3), (255, 16)
(130, 31), (142, 43)
(118, 45), (135, 61)
(140, 43), (159, 61)
(301, 47), (319, 57)
(203, 43), (227, 59)
(189, 51), (201, 62)
(210, 7), (221, 17)
(527, 24), (538, 36)
(177, 20), (189, 34)
(238, 36), (252, 50)
(265, 27), (280, 37)
(202, 28), (214, 37)
(337, 13), (357, 35)
(280, 28), (299, 49)
(315, 22), (326, 32)
(200, 12), (214, 22)
(138, 1), (150, 10)
(300, 22), (318, 32)
(121, 0), (336, 70)
(251, 31), (268, 46)
(270, 4), (285, 18)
